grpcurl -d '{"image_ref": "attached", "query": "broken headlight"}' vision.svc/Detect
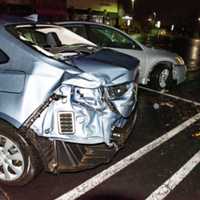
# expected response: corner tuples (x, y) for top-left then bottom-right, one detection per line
(107, 83), (130, 99)
(72, 87), (103, 109)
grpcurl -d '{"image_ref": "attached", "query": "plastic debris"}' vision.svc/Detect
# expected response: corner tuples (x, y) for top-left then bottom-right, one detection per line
(192, 131), (200, 139)
(153, 103), (160, 110)
(160, 102), (174, 108)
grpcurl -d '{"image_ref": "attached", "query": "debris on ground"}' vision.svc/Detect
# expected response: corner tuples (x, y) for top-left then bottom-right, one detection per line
(160, 89), (167, 93)
(153, 103), (160, 110)
(192, 131), (200, 139)
(160, 102), (174, 108)
(153, 101), (174, 110)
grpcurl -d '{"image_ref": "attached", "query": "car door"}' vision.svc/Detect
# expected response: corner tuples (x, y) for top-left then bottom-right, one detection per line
(86, 25), (146, 78)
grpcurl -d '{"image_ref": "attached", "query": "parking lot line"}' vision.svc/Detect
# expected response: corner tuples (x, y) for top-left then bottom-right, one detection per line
(55, 113), (200, 200)
(146, 150), (200, 200)
(139, 86), (200, 106)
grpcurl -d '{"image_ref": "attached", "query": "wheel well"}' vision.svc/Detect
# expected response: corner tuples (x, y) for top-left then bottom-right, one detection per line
(0, 114), (21, 129)
(153, 61), (173, 70)
(0, 118), (16, 130)
(0, 118), (31, 151)
(0, 118), (42, 163)
(149, 61), (173, 81)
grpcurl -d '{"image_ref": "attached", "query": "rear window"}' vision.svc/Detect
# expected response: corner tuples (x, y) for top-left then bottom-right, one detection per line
(6, 24), (95, 60)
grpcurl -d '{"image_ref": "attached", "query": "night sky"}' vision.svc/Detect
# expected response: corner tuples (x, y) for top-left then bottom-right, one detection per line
(133, 0), (200, 24)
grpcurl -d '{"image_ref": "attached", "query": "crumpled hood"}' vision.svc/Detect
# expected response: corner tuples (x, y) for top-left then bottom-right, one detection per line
(70, 49), (139, 85)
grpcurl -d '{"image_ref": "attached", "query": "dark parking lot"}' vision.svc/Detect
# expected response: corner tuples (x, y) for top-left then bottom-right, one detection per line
(1, 71), (200, 200)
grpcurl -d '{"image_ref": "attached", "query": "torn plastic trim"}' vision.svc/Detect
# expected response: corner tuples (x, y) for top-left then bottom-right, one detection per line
(19, 93), (64, 131)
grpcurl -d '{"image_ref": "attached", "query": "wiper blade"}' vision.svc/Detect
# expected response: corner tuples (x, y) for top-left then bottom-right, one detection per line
(46, 46), (81, 54)
(70, 43), (97, 48)
(47, 43), (100, 55)
(69, 43), (100, 52)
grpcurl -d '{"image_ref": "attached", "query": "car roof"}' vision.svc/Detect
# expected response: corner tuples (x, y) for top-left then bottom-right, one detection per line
(56, 21), (133, 39)
(56, 21), (115, 29)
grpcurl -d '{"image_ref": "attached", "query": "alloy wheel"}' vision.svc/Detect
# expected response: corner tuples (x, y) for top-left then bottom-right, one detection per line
(158, 69), (170, 88)
(0, 135), (24, 181)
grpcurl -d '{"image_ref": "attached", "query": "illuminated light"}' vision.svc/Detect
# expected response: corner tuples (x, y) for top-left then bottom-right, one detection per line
(131, 0), (135, 9)
(171, 24), (175, 31)
(198, 17), (200, 22)
(148, 17), (153, 22)
(127, 19), (131, 26)
(160, 30), (167, 36)
(122, 15), (133, 20)
(122, 15), (133, 27)
(155, 20), (161, 28)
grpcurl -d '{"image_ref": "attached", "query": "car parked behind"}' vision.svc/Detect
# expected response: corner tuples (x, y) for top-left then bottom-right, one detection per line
(0, 17), (139, 185)
(56, 21), (187, 90)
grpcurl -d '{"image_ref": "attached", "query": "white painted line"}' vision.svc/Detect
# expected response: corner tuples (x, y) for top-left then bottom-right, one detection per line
(55, 113), (200, 200)
(139, 86), (200, 106)
(146, 150), (200, 200)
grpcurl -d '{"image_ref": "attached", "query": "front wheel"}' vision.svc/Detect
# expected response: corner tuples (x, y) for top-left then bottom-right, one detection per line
(149, 65), (173, 90)
(0, 121), (41, 186)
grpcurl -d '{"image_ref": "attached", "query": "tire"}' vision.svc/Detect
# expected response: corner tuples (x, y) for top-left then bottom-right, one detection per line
(150, 65), (173, 90)
(0, 120), (41, 186)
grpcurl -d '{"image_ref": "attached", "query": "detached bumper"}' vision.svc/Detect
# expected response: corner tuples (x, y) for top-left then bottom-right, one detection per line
(36, 107), (137, 173)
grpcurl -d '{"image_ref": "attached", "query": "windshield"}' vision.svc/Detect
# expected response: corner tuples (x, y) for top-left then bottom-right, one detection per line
(8, 24), (97, 60)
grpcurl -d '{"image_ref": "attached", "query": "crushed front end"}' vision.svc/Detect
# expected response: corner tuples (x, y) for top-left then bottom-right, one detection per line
(24, 70), (138, 172)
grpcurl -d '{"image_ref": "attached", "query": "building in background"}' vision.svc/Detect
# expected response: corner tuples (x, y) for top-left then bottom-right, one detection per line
(0, 0), (67, 20)
(35, 0), (67, 20)
(66, 0), (131, 27)
(0, 0), (128, 26)
(67, 0), (122, 26)
(0, 0), (34, 16)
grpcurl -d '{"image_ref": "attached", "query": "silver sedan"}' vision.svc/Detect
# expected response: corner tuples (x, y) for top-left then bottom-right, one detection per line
(57, 21), (187, 90)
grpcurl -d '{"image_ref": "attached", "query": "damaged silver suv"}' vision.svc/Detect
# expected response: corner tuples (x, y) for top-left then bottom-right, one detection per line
(0, 17), (139, 185)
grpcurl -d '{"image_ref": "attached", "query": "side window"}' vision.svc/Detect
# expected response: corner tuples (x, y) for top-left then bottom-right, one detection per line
(88, 25), (142, 50)
(87, 26), (112, 46)
(64, 25), (87, 39)
(0, 49), (9, 64)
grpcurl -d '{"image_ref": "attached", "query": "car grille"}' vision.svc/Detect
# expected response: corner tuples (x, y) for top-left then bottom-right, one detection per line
(58, 112), (74, 134)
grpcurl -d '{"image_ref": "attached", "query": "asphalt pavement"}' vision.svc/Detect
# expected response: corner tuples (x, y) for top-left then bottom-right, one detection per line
(0, 72), (200, 200)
